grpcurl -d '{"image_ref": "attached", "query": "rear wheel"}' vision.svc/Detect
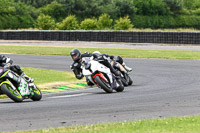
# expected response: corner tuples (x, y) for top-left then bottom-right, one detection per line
(94, 75), (113, 93)
(1, 84), (23, 102)
(31, 85), (42, 101)
(121, 77), (128, 86)
(127, 75), (133, 85)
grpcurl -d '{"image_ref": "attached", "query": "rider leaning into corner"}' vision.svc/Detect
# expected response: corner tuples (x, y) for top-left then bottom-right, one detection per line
(70, 48), (132, 87)
(0, 55), (34, 91)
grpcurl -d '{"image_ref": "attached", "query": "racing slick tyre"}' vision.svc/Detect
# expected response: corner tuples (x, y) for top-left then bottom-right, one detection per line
(94, 75), (113, 93)
(1, 84), (23, 102)
(115, 79), (124, 92)
(31, 85), (42, 101)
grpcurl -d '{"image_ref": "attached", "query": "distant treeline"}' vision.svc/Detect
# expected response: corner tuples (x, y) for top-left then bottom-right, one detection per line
(1, 0), (200, 30)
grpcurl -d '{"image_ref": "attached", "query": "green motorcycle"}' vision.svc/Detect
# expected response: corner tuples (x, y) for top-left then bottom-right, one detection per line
(0, 67), (42, 102)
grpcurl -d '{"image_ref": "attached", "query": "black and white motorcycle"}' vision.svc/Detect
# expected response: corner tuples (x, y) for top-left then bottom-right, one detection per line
(81, 57), (124, 93)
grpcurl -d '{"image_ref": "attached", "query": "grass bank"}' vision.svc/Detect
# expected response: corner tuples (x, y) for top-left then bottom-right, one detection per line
(6, 115), (200, 133)
(21, 67), (76, 85)
(0, 45), (200, 60)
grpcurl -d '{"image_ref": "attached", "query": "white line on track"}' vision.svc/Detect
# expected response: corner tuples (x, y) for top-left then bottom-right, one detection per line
(49, 93), (91, 99)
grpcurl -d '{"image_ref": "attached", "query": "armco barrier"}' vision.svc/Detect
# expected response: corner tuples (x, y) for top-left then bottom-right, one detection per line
(0, 30), (200, 44)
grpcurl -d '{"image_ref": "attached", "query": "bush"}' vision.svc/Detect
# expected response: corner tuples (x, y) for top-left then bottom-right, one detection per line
(114, 16), (133, 30)
(80, 18), (98, 30)
(191, 8), (200, 15)
(133, 15), (200, 29)
(36, 14), (56, 30)
(57, 15), (79, 30)
(97, 13), (113, 30)
(133, 15), (177, 28)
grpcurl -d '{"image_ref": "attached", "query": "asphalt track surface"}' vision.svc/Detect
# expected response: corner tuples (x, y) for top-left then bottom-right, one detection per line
(0, 47), (200, 131)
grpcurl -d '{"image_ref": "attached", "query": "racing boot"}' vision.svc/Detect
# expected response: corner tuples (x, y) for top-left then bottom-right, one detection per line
(110, 66), (121, 77)
(121, 70), (128, 81)
(21, 72), (34, 83)
(122, 62), (132, 72)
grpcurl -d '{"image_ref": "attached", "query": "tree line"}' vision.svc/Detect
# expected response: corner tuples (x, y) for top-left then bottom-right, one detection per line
(1, 0), (200, 30)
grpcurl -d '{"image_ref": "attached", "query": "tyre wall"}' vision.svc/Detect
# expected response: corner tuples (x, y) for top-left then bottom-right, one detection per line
(0, 30), (199, 44)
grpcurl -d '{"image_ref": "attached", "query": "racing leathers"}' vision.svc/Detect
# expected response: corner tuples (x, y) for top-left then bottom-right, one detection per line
(0, 55), (33, 83)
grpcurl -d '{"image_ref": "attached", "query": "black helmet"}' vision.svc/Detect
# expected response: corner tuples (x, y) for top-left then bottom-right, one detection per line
(70, 49), (81, 62)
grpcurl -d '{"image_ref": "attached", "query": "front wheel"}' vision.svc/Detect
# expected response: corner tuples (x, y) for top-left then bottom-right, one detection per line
(31, 85), (42, 101)
(115, 79), (124, 92)
(127, 75), (133, 85)
(94, 75), (113, 93)
(1, 84), (23, 102)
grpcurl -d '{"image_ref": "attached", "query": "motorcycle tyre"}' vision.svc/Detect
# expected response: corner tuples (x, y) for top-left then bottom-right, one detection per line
(127, 75), (133, 85)
(121, 77), (128, 86)
(94, 75), (113, 93)
(1, 84), (23, 102)
(31, 85), (42, 101)
(115, 79), (124, 92)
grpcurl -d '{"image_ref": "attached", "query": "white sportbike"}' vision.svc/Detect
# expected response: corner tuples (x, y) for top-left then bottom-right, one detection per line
(81, 57), (124, 93)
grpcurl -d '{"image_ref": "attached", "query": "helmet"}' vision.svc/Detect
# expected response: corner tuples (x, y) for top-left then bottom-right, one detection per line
(70, 49), (81, 62)
(93, 51), (101, 54)
(92, 51), (101, 57)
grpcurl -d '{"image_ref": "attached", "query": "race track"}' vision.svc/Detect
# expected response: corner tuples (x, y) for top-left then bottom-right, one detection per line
(0, 54), (200, 132)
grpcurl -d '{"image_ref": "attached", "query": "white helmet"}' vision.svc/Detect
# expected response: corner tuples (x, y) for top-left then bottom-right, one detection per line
(93, 51), (101, 54)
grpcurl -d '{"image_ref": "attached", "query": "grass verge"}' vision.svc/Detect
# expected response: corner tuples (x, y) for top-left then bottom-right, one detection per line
(0, 45), (200, 60)
(6, 115), (200, 133)
(21, 67), (76, 85)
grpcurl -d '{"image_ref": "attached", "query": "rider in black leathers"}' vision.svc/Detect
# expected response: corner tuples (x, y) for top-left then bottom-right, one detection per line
(70, 49), (132, 86)
(92, 51), (132, 81)
(0, 55), (33, 83)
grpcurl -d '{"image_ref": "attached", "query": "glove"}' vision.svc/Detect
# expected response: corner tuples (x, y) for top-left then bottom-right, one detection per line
(76, 74), (84, 79)
(70, 65), (74, 71)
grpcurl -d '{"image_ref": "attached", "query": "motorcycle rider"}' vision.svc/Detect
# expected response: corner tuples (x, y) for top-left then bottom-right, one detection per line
(92, 51), (132, 72)
(0, 55), (34, 86)
(70, 49), (122, 86)
(92, 51), (132, 81)
(70, 49), (132, 86)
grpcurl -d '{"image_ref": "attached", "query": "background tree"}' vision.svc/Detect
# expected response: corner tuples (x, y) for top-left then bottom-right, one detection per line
(39, 1), (66, 21)
(163, 0), (183, 15)
(135, 0), (171, 15)
(0, 0), (36, 29)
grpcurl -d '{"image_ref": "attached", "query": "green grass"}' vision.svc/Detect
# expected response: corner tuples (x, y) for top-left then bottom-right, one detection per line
(6, 115), (200, 133)
(130, 28), (200, 32)
(0, 45), (200, 60)
(21, 67), (76, 85)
